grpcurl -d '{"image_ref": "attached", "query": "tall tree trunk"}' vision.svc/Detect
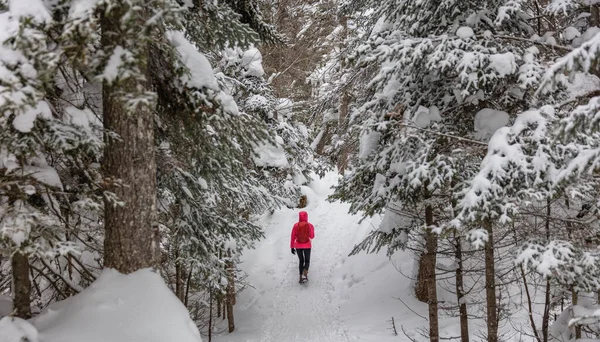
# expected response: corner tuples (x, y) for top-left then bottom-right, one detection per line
(591, 4), (600, 27)
(226, 253), (235, 332)
(454, 233), (469, 342)
(484, 219), (498, 342)
(521, 266), (541, 342)
(101, 3), (158, 273)
(11, 251), (32, 319)
(542, 199), (551, 342)
(424, 204), (439, 342)
(542, 279), (551, 342)
(208, 287), (213, 342)
(573, 290), (581, 339)
(315, 125), (331, 155)
(336, 92), (350, 174)
(184, 266), (193, 307)
(450, 178), (469, 342)
(336, 16), (350, 174)
(175, 249), (184, 301)
(589, 5), (600, 78)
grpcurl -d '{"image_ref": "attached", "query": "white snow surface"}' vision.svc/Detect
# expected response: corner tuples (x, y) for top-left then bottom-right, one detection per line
(9, 0), (51, 23)
(573, 27), (600, 47)
(102, 46), (130, 83)
(0, 295), (13, 318)
(358, 130), (381, 160)
(213, 172), (484, 342)
(474, 108), (510, 140)
(456, 26), (474, 39)
(31, 268), (202, 342)
(167, 30), (218, 90)
(253, 142), (289, 168)
(12, 101), (52, 133)
(564, 26), (581, 41)
(0, 316), (39, 342)
(489, 52), (517, 77)
(68, 0), (101, 21)
(241, 48), (265, 77)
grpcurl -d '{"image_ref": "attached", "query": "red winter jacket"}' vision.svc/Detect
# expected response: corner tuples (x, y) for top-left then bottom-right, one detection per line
(290, 211), (315, 249)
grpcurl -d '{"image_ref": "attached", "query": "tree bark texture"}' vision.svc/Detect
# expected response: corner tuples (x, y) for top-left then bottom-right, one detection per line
(315, 124), (331, 155)
(336, 16), (350, 174)
(573, 291), (581, 339)
(101, 2), (159, 273)
(454, 234), (469, 342)
(11, 251), (32, 319)
(542, 199), (551, 342)
(484, 219), (498, 342)
(424, 204), (439, 342)
(226, 255), (235, 332)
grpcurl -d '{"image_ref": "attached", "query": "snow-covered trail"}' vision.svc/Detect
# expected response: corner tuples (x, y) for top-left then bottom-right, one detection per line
(214, 173), (363, 342)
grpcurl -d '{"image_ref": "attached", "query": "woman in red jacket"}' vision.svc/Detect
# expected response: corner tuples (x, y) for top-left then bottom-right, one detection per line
(290, 211), (315, 283)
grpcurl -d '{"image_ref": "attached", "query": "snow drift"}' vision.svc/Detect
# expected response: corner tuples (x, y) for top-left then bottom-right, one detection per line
(0, 268), (203, 342)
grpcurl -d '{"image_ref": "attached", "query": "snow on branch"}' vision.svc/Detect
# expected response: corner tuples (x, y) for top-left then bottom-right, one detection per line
(452, 106), (557, 246)
(546, 0), (579, 15)
(539, 31), (600, 94)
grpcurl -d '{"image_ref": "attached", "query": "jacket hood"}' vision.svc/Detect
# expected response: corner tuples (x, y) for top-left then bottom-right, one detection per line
(298, 211), (308, 222)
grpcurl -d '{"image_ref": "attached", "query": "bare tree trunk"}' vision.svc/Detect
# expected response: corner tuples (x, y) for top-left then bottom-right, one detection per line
(101, 3), (159, 273)
(175, 250), (184, 301)
(542, 279), (551, 342)
(424, 204), (439, 342)
(588, 5), (600, 78)
(315, 125), (331, 155)
(484, 219), (498, 342)
(184, 266), (193, 307)
(11, 251), (32, 319)
(573, 290), (581, 339)
(217, 296), (222, 318)
(337, 91), (350, 174)
(208, 287), (213, 342)
(454, 233), (469, 342)
(226, 254), (235, 332)
(521, 266), (542, 342)
(542, 199), (551, 342)
(336, 16), (350, 174)
(415, 248), (428, 301)
(592, 4), (600, 27)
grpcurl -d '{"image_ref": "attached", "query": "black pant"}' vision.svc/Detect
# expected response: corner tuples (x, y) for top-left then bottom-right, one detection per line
(296, 248), (311, 275)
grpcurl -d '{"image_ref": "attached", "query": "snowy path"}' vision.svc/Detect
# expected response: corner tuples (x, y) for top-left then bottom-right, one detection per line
(214, 174), (360, 342)
(213, 173), (438, 342)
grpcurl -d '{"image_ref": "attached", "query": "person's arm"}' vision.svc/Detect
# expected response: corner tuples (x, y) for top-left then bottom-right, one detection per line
(290, 224), (297, 248)
(309, 223), (315, 240)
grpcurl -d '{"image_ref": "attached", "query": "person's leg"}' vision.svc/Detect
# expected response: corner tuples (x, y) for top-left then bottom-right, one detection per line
(304, 248), (311, 273)
(297, 249), (305, 276)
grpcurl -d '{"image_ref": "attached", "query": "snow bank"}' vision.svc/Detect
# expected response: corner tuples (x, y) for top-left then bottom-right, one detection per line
(0, 295), (12, 318)
(0, 316), (39, 342)
(32, 268), (202, 342)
